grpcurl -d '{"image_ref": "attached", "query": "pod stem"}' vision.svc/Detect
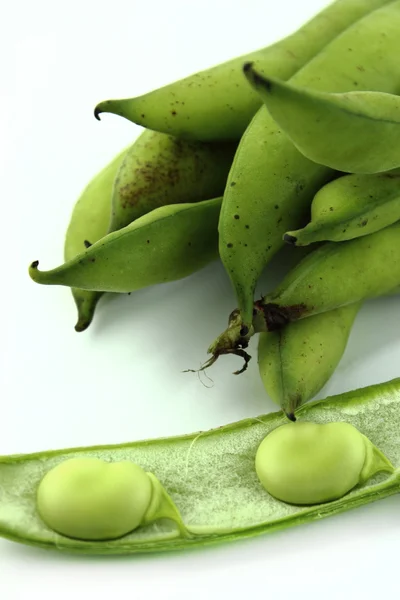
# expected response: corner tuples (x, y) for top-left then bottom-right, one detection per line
(190, 309), (253, 374)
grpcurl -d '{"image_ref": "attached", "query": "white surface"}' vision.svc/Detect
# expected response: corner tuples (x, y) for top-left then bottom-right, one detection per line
(1, 0), (399, 598)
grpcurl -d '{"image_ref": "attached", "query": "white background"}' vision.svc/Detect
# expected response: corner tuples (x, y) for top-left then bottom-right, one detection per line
(1, 0), (399, 598)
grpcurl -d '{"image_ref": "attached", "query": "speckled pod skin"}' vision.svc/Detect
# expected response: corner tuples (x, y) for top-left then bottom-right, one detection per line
(255, 221), (400, 331)
(109, 129), (236, 233)
(220, 1), (400, 329)
(67, 129), (235, 329)
(258, 303), (361, 418)
(94, 0), (391, 141)
(285, 170), (400, 246)
(247, 75), (400, 174)
(29, 198), (222, 293)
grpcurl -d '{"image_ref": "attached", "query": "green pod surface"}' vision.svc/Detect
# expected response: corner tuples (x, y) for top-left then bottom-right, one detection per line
(254, 221), (400, 331)
(64, 148), (127, 332)
(94, 0), (391, 141)
(220, 1), (400, 329)
(246, 75), (400, 174)
(258, 302), (361, 419)
(285, 170), (400, 245)
(109, 129), (236, 233)
(0, 378), (399, 554)
(29, 197), (222, 293)
(78, 130), (235, 328)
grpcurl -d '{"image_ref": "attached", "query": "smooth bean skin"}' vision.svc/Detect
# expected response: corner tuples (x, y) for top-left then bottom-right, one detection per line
(94, 0), (390, 141)
(246, 73), (400, 174)
(285, 170), (400, 246)
(220, 1), (400, 328)
(255, 422), (390, 505)
(37, 458), (152, 540)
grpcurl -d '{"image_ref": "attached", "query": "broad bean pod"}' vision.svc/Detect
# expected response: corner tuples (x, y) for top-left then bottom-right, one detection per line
(29, 197), (222, 293)
(94, 0), (390, 141)
(285, 170), (400, 246)
(219, 1), (400, 330)
(0, 379), (399, 554)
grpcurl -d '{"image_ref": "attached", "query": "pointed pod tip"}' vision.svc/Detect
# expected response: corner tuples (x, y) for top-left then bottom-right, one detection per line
(94, 105), (102, 121)
(30, 260), (39, 269)
(243, 63), (272, 92)
(283, 233), (298, 245)
(74, 318), (92, 333)
(243, 61), (254, 73)
(286, 412), (296, 422)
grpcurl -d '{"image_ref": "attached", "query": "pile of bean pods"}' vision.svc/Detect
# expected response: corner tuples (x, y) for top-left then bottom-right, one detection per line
(3, 0), (398, 554)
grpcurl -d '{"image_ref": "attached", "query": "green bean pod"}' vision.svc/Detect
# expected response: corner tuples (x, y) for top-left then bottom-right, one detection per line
(255, 221), (400, 331)
(94, 0), (391, 141)
(109, 129), (236, 233)
(285, 171), (400, 246)
(68, 130), (235, 330)
(246, 74), (400, 174)
(29, 197), (222, 293)
(0, 379), (399, 554)
(65, 148), (127, 332)
(258, 302), (361, 419)
(219, 1), (400, 329)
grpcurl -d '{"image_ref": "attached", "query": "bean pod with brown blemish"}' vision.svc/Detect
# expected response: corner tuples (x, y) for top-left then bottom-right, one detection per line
(255, 221), (400, 332)
(219, 1), (400, 330)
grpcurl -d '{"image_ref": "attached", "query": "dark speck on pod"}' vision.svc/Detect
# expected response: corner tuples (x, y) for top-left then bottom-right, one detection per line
(227, 243), (233, 248)
(234, 214), (240, 219)
(84, 240), (92, 248)
(171, 111), (177, 116)
(147, 240), (150, 244)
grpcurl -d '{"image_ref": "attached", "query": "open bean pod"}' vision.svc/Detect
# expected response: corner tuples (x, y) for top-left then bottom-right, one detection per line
(0, 379), (399, 554)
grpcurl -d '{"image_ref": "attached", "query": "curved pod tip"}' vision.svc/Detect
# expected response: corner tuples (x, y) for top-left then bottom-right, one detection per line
(94, 105), (102, 121)
(29, 260), (40, 281)
(74, 317), (92, 333)
(242, 63), (273, 92)
(283, 233), (298, 245)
